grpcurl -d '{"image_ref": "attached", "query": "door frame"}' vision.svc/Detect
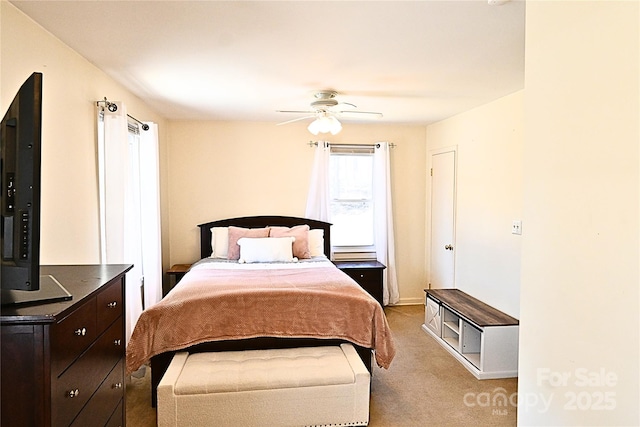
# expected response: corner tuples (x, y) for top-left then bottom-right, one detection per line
(426, 145), (458, 290)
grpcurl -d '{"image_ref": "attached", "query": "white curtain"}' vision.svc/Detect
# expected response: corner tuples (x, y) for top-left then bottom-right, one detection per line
(304, 141), (331, 222)
(138, 123), (162, 310)
(97, 103), (162, 343)
(373, 142), (399, 305)
(98, 102), (128, 264)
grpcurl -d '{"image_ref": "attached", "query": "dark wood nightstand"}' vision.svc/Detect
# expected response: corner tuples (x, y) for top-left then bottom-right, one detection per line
(334, 260), (386, 306)
(164, 263), (192, 297)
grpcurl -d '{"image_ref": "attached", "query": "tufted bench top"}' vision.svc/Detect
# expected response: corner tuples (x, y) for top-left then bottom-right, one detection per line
(175, 346), (356, 395)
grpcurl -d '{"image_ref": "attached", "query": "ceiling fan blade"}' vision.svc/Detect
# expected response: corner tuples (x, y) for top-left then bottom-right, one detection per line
(336, 110), (383, 118)
(334, 102), (357, 109)
(276, 110), (316, 114)
(276, 115), (316, 126)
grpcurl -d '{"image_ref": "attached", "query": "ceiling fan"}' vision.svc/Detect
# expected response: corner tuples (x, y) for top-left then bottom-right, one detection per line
(276, 90), (383, 135)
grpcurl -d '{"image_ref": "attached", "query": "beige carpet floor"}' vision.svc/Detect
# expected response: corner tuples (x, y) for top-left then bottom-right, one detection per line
(126, 304), (517, 426)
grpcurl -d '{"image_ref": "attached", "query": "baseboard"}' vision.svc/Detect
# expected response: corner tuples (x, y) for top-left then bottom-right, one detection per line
(389, 297), (423, 306)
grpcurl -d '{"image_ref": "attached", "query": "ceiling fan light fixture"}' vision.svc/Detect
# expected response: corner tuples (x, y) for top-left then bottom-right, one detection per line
(308, 114), (342, 135)
(279, 90), (380, 134)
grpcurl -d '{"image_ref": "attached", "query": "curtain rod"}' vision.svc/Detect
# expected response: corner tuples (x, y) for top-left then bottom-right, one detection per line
(96, 97), (149, 131)
(308, 141), (396, 149)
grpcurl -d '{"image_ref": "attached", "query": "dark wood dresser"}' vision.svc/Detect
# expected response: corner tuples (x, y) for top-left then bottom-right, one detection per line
(1, 264), (132, 427)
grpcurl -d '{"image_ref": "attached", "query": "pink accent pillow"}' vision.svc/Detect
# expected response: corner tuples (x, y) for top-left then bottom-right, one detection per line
(269, 225), (311, 259)
(227, 226), (270, 260)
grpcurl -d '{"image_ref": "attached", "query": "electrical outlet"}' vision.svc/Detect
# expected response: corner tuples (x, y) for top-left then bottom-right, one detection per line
(511, 220), (522, 235)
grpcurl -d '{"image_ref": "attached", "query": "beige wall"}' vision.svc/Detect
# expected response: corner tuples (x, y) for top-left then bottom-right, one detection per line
(166, 120), (428, 304)
(1, 2), (169, 267)
(519, 1), (639, 425)
(2, 1), (428, 305)
(426, 91), (523, 318)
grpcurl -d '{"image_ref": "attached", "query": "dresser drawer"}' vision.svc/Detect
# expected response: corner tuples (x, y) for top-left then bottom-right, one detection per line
(51, 298), (97, 376)
(106, 400), (124, 427)
(52, 319), (124, 426)
(97, 278), (124, 332)
(71, 359), (124, 427)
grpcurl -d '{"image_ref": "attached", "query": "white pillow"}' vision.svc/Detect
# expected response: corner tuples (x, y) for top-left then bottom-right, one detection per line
(210, 227), (229, 258)
(237, 237), (297, 263)
(308, 229), (325, 257)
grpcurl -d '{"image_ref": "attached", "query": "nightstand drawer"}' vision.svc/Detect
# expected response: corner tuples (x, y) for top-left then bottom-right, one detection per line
(344, 268), (382, 286)
(334, 260), (386, 306)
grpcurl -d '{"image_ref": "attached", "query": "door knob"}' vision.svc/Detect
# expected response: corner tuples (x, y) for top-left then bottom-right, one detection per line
(444, 244), (453, 250)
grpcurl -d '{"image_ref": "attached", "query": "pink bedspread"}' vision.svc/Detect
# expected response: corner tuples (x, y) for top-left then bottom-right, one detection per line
(126, 262), (395, 373)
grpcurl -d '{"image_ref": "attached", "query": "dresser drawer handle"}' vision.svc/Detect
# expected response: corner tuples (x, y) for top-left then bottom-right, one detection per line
(107, 301), (118, 309)
(114, 339), (122, 346)
(113, 382), (123, 389)
(74, 327), (87, 336)
(67, 389), (80, 398)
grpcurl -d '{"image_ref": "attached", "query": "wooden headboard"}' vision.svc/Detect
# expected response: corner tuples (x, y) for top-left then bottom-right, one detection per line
(197, 215), (332, 259)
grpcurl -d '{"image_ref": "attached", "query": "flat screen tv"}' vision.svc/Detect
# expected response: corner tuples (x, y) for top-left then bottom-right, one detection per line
(1, 72), (71, 305)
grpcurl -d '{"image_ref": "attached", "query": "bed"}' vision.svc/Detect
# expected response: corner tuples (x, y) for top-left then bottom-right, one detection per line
(125, 215), (396, 405)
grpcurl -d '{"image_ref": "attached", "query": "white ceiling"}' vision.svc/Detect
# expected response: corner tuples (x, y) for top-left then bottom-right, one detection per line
(12, 0), (525, 126)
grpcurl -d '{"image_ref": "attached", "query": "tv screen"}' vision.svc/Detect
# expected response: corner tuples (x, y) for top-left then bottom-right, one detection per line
(1, 72), (42, 291)
(1, 72), (71, 305)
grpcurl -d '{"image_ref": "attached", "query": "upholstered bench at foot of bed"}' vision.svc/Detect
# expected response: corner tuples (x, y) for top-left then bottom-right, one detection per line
(157, 344), (371, 427)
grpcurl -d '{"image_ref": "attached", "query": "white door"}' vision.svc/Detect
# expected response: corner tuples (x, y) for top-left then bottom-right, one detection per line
(429, 149), (456, 289)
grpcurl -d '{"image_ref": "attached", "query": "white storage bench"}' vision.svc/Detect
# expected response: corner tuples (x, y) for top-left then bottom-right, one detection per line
(422, 288), (519, 379)
(157, 344), (370, 427)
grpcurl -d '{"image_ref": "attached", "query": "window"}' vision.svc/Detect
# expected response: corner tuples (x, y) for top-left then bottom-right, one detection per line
(329, 146), (376, 258)
(306, 141), (399, 304)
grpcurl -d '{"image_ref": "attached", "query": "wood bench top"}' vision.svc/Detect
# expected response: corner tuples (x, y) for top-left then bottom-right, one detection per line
(425, 288), (519, 327)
